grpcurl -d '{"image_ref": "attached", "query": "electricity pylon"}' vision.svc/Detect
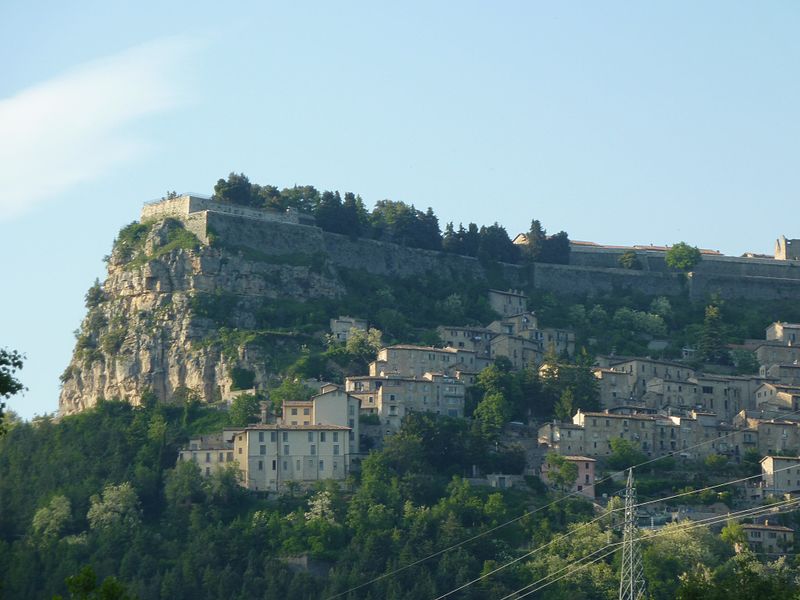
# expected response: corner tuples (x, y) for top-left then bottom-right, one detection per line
(619, 468), (647, 600)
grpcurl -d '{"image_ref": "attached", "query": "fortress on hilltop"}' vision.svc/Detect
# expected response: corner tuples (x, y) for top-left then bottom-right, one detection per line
(138, 194), (800, 302)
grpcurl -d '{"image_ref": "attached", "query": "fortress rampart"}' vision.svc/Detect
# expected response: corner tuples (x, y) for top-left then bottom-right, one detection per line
(139, 198), (800, 302)
(141, 195), (306, 226)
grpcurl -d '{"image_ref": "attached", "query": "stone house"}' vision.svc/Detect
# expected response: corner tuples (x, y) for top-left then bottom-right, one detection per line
(739, 521), (794, 555)
(369, 345), (485, 379)
(488, 311), (540, 337)
(488, 289), (527, 317)
(346, 372), (465, 431)
(760, 455), (800, 495)
(437, 325), (493, 358)
(233, 424), (351, 492)
(593, 368), (637, 409)
(767, 321), (800, 343)
(572, 410), (659, 457)
(329, 316), (368, 343)
(600, 358), (696, 404)
(489, 334), (542, 370)
(760, 364), (800, 386)
(540, 455), (596, 499)
(596, 358), (764, 422)
(178, 432), (236, 476)
(538, 421), (589, 456)
(755, 383), (800, 413)
(487, 311), (575, 358)
(755, 343), (800, 368)
(754, 421), (800, 456)
(281, 385), (361, 453)
(540, 408), (752, 462)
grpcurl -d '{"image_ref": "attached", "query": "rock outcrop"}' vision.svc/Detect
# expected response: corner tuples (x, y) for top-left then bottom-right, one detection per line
(58, 214), (519, 415)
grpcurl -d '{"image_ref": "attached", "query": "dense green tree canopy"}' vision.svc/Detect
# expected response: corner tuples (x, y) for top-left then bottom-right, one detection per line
(666, 242), (702, 271)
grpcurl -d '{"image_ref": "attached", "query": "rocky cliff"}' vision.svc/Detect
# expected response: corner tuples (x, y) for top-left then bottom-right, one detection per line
(58, 213), (521, 415)
(59, 206), (800, 415)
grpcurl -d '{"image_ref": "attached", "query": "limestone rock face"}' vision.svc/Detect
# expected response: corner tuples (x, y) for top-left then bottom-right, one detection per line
(59, 211), (524, 414)
(58, 218), (348, 415)
(59, 213), (526, 415)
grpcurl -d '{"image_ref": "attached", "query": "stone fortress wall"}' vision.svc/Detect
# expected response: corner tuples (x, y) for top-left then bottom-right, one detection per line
(141, 195), (304, 227)
(139, 196), (800, 302)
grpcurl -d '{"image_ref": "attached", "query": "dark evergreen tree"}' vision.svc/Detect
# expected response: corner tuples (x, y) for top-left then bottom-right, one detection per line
(477, 223), (519, 263)
(212, 172), (255, 206)
(539, 231), (571, 264)
(524, 219), (546, 262)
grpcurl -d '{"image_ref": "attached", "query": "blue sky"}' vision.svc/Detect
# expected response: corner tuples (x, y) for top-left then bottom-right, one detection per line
(2, 2), (799, 418)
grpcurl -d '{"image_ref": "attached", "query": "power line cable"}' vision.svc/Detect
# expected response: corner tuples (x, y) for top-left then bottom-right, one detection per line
(503, 498), (800, 600)
(326, 404), (800, 599)
(433, 466), (800, 599)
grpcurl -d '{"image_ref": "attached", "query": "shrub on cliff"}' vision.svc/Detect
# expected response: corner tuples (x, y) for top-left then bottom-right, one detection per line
(111, 221), (150, 262)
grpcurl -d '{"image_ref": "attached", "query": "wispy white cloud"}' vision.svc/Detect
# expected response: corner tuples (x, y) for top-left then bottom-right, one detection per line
(0, 37), (196, 221)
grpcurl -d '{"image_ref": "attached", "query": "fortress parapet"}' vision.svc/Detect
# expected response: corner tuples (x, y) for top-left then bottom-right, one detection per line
(775, 236), (800, 261)
(141, 194), (313, 227)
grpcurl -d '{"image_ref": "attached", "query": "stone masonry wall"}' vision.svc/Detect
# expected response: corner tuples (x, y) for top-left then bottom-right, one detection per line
(141, 195), (301, 225)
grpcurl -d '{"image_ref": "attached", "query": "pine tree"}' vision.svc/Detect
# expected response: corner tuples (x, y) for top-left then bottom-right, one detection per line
(699, 305), (726, 364)
(525, 219), (546, 261)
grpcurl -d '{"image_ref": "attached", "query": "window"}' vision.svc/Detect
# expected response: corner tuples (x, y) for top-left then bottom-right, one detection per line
(291, 408), (298, 416)
(219, 452), (224, 462)
(311, 444), (316, 456)
(259, 432), (264, 442)
(334, 445), (340, 456)
(308, 432), (314, 442)
(258, 460), (263, 471)
(205, 453), (211, 463)
(319, 460), (324, 470)
(260, 445), (266, 455)
(227, 452), (233, 462)
(270, 432), (276, 442)
(296, 459), (301, 470)
(237, 447), (242, 455)
(272, 460), (276, 470)
(282, 432), (288, 442)
(303, 408), (310, 415)
(284, 444), (289, 455)
(333, 432), (339, 442)
(320, 432), (326, 442)
(283, 460), (288, 471)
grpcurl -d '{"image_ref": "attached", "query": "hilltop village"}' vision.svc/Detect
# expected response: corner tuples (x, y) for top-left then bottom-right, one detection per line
(140, 194), (800, 519)
(184, 285), (800, 512)
(9, 185), (800, 599)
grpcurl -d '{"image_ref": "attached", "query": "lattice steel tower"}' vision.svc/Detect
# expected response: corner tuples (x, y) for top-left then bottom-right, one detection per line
(619, 468), (647, 600)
